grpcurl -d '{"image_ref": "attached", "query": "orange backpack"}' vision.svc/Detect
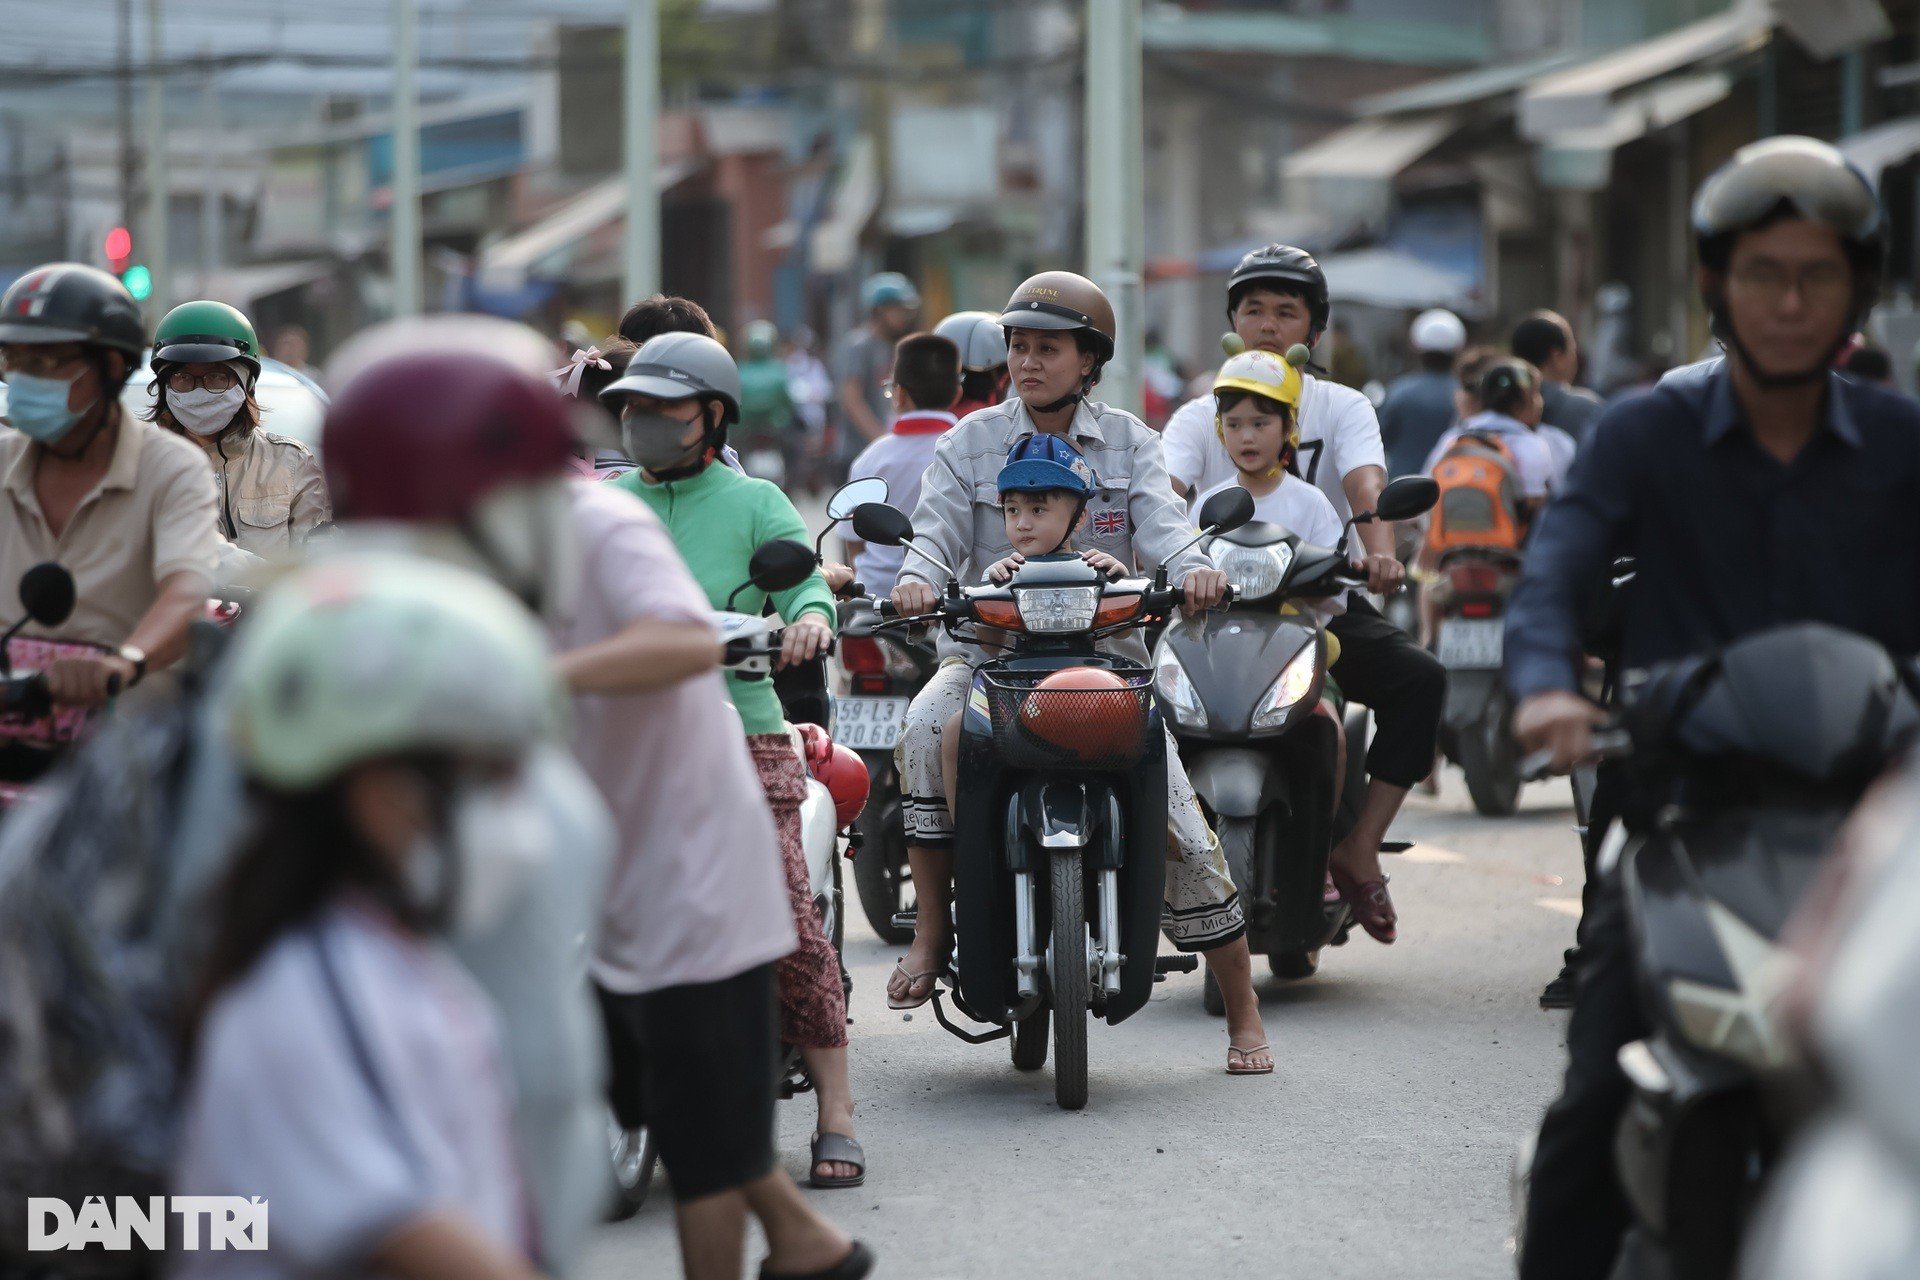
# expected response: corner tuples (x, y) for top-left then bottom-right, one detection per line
(1425, 431), (1527, 555)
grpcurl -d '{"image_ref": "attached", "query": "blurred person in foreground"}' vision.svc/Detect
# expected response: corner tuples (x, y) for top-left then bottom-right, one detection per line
(175, 558), (557, 1280)
(1379, 308), (1467, 478)
(144, 300), (330, 584)
(1511, 310), (1606, 446)
(1509, 136), (1920, 1280)
(832, 272), (920, 465)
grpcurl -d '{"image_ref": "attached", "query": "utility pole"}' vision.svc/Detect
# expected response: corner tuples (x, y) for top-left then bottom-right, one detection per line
(622, 0), (660, 303)
(201, 54), (219, 295)
(144, 0), (170, 314)
(1083, 0), (1144, 415)
(391, 0), (423, 317)
(117, 0), (135, 249)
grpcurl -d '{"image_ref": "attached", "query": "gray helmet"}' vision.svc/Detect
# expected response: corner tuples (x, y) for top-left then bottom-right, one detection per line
(933, 311), (1009, 371)
(1693, 136), (1884, 279)
(599, 331), (742, 424)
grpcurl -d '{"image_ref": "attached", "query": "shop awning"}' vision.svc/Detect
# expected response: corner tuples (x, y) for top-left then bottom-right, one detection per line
(1281, 113), (1458, 225)
(477, 162), (695, 290)
(1315, 248), (1478, 314)
(196, 259), (334, 308)
(1518, 8), (1769, 139)
(1535, 71), (1734, 190)
(1842, 115), (1920, 185)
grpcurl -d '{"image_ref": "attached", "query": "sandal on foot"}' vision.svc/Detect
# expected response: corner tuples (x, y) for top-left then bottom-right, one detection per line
(886, 961), (938, 1010)
(1227, 1042), (1274, 1076)
(1330, 866), (1397, 945)
(761, 1241), (874, 1280)
(808, 1131), (866, 1189)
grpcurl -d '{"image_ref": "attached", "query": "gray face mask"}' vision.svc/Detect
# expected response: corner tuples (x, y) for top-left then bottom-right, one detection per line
(622, 410), (705, 473)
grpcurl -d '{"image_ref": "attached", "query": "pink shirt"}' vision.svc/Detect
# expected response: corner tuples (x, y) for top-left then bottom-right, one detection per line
(555, 482), (797, 994)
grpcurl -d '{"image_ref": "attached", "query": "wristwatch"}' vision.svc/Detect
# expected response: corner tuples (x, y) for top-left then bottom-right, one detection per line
(116, 645), (148, 687)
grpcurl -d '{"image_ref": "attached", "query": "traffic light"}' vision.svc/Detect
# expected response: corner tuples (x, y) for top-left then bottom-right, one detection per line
(121, 264), (153, 301)
(103, 226), (132, 272)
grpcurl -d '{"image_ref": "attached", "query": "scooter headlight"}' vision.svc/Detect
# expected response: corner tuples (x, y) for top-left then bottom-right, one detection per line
(1215, 542), (1294, 603)
(1015, 585), (1099, 633)
(1664, 901), (1796, 1072)
(1251, 644), (1318, 731)
(1154, 646), (1206, 731)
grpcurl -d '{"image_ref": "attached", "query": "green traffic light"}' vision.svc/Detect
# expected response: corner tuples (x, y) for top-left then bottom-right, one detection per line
(122, 264), (152, 301)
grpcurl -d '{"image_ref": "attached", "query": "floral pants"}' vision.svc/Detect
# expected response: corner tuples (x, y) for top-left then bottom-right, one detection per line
(896, 660), (1245, 952)
(747, 733), (849, 1050)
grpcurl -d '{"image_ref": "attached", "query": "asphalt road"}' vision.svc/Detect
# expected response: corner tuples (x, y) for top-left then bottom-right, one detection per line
(582, 769), (1585, 1280)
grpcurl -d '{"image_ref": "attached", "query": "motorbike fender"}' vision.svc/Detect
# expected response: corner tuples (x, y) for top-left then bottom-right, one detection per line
(1185, 748), (1287, 819)
(1011, 779), (1107, 868)
(799, 779), (838, 902)
(1442, 667), (1500, 730)
(1613, 1032), (1757, 1249)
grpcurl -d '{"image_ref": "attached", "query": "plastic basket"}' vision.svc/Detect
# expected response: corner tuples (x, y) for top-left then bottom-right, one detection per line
(979, 669), (1152, 772)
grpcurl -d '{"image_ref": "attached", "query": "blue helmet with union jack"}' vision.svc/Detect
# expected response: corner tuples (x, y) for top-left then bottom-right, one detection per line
(997, 432), (1096, 499)
(0, 263), (146, 358)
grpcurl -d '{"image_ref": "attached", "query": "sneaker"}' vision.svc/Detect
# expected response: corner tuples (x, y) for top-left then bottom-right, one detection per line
(1539, 966), (1576, 1010)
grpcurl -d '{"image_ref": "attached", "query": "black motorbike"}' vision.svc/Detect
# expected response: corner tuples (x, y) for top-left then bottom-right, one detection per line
(1513, 622), (1920, 1280)
(1432, 546), (1527, 816)
(854, 490), (1252, 1110)
(1154, 476), (1437, 1002)
(1, 563), (98, 817)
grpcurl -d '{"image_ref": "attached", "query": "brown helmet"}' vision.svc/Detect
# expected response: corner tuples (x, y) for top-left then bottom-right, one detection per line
(999, 271), (1116, 362)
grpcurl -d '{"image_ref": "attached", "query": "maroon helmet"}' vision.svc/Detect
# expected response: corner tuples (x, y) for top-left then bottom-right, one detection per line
(322, 350), (576, 522)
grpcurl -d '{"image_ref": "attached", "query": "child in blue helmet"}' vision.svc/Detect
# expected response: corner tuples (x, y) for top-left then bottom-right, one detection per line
(984, 433), (1127, 583)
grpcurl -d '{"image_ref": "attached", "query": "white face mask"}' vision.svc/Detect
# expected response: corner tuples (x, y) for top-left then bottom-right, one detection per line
(169, 383), (248, 437)
(403, 773), (554, 938)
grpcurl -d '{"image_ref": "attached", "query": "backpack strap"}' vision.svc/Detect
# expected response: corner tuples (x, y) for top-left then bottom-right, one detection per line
(309, 925), (424, 1177)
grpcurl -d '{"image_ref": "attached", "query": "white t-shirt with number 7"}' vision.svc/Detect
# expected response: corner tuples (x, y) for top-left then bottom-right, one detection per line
(1163, 373), (1386, 523)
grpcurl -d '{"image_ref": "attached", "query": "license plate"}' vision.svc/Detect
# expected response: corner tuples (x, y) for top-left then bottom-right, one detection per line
(1437, 618), (1505, 669)
(835, 696), (909, 750)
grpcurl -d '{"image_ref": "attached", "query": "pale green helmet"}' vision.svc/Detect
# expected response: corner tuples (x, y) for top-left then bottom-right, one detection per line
(227, 554), (562, 791)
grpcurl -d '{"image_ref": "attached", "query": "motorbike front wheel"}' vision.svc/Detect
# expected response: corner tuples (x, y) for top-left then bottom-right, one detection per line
(1050, 850), (1089, 1111)
(607, 1117), (658, 1221)
(1460, 691), (1523, 817)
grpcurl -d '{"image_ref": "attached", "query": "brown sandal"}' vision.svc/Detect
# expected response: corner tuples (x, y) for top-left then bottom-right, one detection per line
(1330, 866), (1397, 945)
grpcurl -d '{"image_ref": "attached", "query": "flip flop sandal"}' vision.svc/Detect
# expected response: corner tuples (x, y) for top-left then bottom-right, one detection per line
(761, 1240), (874, 1280)
(886, 961), (939, 1010)
(1226, 1043), (1274, 1076)
(1329, 866), (1397, 945)
(809, 1131), (867, 1189)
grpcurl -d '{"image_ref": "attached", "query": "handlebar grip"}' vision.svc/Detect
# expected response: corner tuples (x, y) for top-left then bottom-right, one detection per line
(105, 673), (123, 698)
(876, 599), (900, 620)
(1, 674), (50, 719)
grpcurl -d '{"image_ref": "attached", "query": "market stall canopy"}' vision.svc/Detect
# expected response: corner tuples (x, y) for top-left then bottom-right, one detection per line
(1315, 248), (1479, 315)
(1280, 114), (1459, 227)
(1841, 115), (1920, 186)
(477, 163), (694, 291)
(1534, 71), (1734, 190)
(1518, 6), (1769, 139)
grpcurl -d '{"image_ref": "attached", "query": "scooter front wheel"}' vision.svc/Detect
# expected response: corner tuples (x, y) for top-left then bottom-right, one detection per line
(1050, 850), (1089, 1111)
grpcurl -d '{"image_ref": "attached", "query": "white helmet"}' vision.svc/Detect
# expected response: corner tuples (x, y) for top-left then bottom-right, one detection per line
(1410, 309), (1467, 355)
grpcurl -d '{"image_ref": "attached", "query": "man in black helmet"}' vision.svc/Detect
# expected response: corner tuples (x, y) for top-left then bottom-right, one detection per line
(1507, 137), (1920, 1280)
(0, 263), (218, 705)
(1164, 243), (1445, 946)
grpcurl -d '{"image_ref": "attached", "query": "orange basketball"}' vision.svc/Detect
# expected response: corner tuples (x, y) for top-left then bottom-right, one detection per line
(1019, 666), (1141, 761)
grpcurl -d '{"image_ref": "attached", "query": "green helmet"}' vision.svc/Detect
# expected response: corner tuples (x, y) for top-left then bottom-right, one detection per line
(152, 299), (262, 379)
(743, 318), (779, 358)
(227, 554), (562, 792)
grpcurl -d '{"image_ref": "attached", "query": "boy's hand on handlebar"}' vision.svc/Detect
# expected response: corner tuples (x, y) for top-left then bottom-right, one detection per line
(891, 580), (939, 617)
(778, 615), (834, 670)
(45, 654), (132, 708)
(1513, 690), (1605, 775)
(1360, 552), (1405, 595)
(1079, 549), (1126, 579)
(1182, 568), (1229, 612)
(986, 553), (1025, 584)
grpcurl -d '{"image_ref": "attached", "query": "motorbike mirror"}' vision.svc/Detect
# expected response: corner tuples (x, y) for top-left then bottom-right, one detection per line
(1196, 486), (1254, 535)
(17, 562), (75, 628)
(1367, 475), (1439, 524)
(826, 476), (888, 523)
(742, 539), (819, 601)
(851, 502), (914, 548)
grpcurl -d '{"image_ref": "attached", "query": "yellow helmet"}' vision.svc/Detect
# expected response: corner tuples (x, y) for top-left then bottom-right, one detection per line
(1213, 348), (1302, 478)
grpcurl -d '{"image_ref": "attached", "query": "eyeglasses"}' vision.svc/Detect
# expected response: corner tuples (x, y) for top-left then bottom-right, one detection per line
(0, 348), (87, 380)
(1727, 261), (1853, 305)
(165, 367), (241, 393)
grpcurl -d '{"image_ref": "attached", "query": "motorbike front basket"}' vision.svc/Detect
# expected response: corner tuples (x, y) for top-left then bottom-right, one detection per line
(978, 670), (1152, 773)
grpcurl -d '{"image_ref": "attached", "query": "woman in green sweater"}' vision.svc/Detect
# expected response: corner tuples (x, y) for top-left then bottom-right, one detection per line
(602, 333), (868, 1192)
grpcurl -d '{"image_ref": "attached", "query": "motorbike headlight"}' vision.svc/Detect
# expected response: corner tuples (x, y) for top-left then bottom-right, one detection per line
(1251, 644), (1318, 731)
(1015, 585), (1099, 633)
(1665, 901), (1796, 1072)
(1154, 646), (1206, 731)
(1214, 542), (1293, 603)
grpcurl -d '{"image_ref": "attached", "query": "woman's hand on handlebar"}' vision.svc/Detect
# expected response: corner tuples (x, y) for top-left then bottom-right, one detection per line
(44, 653), (132, 708)
(891, 579), (940, 618)
(778, 614), (834, 671)
(821, 562), (857, 597)
(1512, 689), (1605, 775)
(1182, 568), (1229, 613)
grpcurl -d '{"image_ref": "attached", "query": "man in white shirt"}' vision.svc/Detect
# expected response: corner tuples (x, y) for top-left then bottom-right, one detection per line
(1161, 245), (1445, 946)
(842, 332), (962, 593)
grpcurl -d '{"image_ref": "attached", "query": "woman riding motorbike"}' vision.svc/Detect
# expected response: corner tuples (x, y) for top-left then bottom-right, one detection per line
(886, 271), (1272, 1075)
(601, 333), (870, 1190)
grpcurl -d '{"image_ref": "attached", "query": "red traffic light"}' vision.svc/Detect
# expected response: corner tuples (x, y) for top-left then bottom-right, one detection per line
(104, 226), (132, 266)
